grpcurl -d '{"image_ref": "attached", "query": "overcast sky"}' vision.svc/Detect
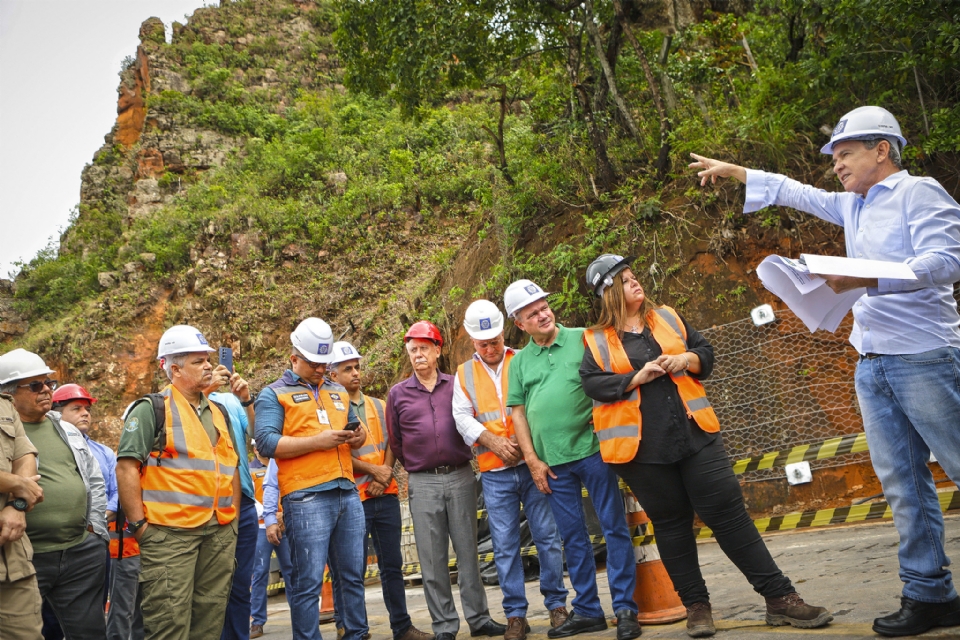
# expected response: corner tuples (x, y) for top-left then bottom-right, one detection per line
(0, 0), (212, 278)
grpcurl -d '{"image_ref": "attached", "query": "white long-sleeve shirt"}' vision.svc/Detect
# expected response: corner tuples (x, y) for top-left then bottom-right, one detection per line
(452, 348), (521, 473)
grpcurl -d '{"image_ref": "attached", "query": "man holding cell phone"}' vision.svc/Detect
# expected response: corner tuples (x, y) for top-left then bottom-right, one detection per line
(254, 318), (368, 640)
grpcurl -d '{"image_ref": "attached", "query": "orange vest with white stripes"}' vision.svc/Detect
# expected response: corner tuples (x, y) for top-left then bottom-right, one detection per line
(108, 520), (140, 559)
(583, 306), (720, 464)
(140, 386), (239, 528)
(456, 352), (514, 472)
(251, 466), (267, 525)
(351, 396), (399, 501)
(271, 380), (353, 499)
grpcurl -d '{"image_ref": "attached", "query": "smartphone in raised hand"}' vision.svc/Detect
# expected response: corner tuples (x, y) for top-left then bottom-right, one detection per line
(218, 347), (234, 373)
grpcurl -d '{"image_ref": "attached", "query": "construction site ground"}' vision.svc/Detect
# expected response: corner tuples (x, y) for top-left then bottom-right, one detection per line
(256, 513), (960, 640)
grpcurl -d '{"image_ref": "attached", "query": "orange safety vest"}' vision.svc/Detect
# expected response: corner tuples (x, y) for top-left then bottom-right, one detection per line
(251, 466), (267, 525)
(351, 396), (399, 501)
(456, 352), (514, 472)
(108, 520), (140, 559)
(583, 306), (720, 464)
(140, 386), (239, 528)
(270, 379), (353, 499)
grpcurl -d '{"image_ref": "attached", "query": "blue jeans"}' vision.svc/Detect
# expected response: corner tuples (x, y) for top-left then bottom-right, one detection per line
(856, 347), (960, 603)
(283, 488), (368, 640)
(363, 495), (412, 638)
(250, 525), (294, 626)
(547, 451), (636, 618)
(222, 495), (260, 640)
(481, 465), (568, 617)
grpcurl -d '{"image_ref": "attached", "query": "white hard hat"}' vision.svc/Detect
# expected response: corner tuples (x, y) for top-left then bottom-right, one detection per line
(504, 279), (549, 319)
(157, 325), (216, 359)
(0, 349), (56, 385)
(821, 106), (907, 155)
(329, 341), (362, 365)
(464, 300), (504, 340)
(291, 318), (334, 363)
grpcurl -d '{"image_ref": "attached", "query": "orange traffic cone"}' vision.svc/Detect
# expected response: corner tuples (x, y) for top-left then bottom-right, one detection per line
(319, 567), (335, 623)
(633, 554), (687, 624)
(624, 497), (686, 624)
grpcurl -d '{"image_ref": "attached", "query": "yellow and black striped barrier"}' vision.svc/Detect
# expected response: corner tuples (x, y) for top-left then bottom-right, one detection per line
(730, 432), (869, 475)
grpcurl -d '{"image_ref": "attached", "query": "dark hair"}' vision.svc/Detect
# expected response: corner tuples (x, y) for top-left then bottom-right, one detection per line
(590, 268), (657, 337)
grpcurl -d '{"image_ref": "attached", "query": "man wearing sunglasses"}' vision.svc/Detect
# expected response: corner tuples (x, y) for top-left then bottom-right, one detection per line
(0, 349), (109, 640)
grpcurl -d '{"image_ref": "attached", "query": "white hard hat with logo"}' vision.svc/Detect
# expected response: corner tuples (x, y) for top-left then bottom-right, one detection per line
(821, 106), (908, 155)
(291, 318), (335, 364)
(464, 300), (504, 340)
(0, 348), (56, 385)
(156, 325), (216, 359)
(504, 279), (549, 319)
(329, 341), (362, 365)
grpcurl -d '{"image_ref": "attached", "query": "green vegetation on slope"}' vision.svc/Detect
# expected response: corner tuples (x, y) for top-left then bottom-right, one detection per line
(10, 0), (959, 328)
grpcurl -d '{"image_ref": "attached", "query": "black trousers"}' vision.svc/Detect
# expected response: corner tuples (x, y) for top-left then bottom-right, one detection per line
(613, 437), (794, 606)
(33, 534), (107, 640)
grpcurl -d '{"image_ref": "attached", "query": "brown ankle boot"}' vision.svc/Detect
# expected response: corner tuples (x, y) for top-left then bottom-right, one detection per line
(765, 592), (833, 628)
(685, 602), (715, 638)
(503, 617), (530, 640)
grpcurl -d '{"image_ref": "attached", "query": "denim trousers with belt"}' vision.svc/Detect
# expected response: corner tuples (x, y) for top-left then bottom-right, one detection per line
(856, 347), (960, 603)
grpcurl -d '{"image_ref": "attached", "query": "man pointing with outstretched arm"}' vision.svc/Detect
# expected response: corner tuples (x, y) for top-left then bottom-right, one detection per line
(690, 105), (960, 637)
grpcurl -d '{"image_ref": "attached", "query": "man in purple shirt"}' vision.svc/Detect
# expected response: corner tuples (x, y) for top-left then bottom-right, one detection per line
(387, 321), (505, 640)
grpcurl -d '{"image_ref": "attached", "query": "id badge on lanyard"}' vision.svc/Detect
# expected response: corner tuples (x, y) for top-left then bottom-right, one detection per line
(316, 409), (330, 425)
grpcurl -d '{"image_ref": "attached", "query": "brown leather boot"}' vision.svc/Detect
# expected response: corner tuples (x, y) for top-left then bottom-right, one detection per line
(765, 592), (833, 628)
(549, 607), (569, 629)
(504, 617), (530, 640)
(685, 602), (715, 638)
(397, 626), (436, 640)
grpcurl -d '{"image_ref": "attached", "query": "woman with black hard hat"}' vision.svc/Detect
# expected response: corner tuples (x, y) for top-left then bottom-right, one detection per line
(578, 253), (833, 638)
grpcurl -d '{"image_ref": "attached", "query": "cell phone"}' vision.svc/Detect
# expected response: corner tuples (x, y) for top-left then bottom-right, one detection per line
(344, 420), (361, 431)
(218, 347), (234, 373)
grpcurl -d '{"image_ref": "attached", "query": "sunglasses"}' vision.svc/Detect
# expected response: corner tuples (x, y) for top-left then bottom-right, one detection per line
(18, 379), (58, 393)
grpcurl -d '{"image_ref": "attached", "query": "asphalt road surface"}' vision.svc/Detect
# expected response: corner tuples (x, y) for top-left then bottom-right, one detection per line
(254, 514), (960, 639)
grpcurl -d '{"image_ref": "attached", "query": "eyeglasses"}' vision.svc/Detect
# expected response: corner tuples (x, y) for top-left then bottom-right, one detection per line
(294, 355), (326, 370)
(17, 380), (58, 393)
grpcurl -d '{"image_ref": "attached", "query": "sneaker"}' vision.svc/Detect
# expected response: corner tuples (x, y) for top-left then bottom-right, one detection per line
(504, 617), (530, 640)
(397, 626), (436, 640)
(549, 607), (569, 629)
(765, 592), (833, 628)
(250, 624), (264, 639)
(685, 602), (715, 638)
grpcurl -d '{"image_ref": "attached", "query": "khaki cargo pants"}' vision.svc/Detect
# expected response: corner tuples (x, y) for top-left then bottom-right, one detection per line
(138, 519), (238, 640)
(0, 574), (42, 640)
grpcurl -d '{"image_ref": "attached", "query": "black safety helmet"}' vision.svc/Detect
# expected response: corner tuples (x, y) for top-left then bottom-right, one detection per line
(586, 254), (635, 298)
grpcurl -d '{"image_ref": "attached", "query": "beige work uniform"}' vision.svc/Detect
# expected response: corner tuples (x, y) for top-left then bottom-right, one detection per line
(0, 394), (42, 640)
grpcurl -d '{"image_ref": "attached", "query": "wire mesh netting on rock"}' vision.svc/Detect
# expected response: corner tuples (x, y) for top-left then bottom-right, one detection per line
(700, 309), (868, 483)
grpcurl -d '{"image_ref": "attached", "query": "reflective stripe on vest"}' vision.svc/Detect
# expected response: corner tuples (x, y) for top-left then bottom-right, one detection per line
(583, 306), (720, 464)
(274, 381), (354, 499)
(352, 396), (398, 501)
(456, 353), (514, 472)
(140, 386), (239, 528)
(108, 520), (140, 559)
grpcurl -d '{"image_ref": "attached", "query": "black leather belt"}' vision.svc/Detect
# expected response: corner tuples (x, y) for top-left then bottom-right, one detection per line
(422, 462), (470, 475)
(861, 352), (882, 360)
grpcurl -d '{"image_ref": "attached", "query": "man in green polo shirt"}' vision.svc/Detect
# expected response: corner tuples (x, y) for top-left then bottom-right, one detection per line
(504, 280), (640, 640)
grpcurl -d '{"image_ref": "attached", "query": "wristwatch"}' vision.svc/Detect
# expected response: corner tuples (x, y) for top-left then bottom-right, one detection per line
(240, 397), (255, 407)
(5, 498), (27, 512)
(128, 518), (148, 533)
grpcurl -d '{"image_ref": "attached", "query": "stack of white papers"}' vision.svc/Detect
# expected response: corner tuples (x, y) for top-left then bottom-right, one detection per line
(756, 254), (917, 332)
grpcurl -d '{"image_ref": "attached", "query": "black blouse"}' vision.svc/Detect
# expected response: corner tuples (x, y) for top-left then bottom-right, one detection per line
(579, 314), (719, 464)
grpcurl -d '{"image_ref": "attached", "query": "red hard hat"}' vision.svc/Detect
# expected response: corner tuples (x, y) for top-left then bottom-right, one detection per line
(51, 383), (97, 405)
(404, 321), (443, 347)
